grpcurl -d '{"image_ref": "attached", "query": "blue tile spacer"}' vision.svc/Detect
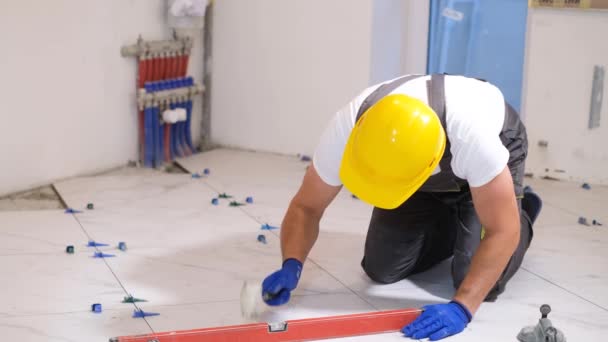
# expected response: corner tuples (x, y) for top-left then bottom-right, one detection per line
(91, 303), (102, 313)
(118, 242), (127, 251)
(211, 198), (219, 205)
(93, 251), (115, 258)
(261, 223), (278, 230)
(257, 234), (267, 244)
(87, 241), (109, 247)
(203, 168), (210, 175)
(133, 309), (160, 318)
(246, 196), (254, 204)
(65, 208), (82, 214)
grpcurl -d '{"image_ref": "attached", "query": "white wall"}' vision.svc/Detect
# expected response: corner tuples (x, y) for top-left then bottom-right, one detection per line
(0, 0), (203, 195)
(370, 0), (405, 85)
(211, 0), (429, 157)
(211, 0), (375, 156)
(401, 1), (430, 75)
(522, 8), (608, 184)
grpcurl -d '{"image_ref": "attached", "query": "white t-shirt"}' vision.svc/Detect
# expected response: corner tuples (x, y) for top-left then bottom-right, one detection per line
(313, 74), (509, 188)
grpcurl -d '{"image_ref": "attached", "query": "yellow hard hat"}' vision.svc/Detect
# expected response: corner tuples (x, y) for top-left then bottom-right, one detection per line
(339, 94), (446, 209)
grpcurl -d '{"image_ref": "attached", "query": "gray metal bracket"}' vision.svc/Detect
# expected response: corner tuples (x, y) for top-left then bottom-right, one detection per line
(121, 35), (193, 58)
(138, 83), (205, 110)
(518, 305), (566, 342)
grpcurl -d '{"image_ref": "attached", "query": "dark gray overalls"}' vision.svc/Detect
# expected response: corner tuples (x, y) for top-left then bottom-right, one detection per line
(359, 74), (532, 301)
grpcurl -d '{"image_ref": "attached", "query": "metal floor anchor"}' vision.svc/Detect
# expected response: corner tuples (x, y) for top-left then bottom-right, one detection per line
(517, 304), (566, 342)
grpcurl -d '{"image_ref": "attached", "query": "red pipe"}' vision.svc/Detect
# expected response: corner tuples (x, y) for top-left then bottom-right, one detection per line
(171, 52), (179, 78)
(152, 54), (160, 81)
(146, 53), (153, 82)
(138, 55), (150, 162)
(158, 53), (164, 80)
(181, 53), (189, 77)
(174, 52), (181, 79)
(161, 52), (168, 80)
(138, 56), (147, 88)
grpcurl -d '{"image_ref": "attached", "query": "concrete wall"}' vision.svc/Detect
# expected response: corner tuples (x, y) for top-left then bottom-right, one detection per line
(522, 8), (608, 184)
(0, 0), (203, 195)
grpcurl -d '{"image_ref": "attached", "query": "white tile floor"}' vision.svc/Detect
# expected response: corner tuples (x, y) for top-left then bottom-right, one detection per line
(1, 148), (607, 341)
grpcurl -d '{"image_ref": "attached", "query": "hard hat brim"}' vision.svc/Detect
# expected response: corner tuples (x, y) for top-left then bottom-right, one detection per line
(339, 130), (446, 210)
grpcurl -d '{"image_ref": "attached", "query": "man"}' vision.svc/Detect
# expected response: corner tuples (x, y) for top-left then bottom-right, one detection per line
(261, 74), (542, 340)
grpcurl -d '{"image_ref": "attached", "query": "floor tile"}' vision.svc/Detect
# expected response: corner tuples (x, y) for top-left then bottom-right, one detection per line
(442, 268), (608, 342)
(176, 148), (308, 224)
(0, 210), (89, 255)
(526, 177), (608, 223)
(0, 198), (18, 211)
(27, 150), (608, 342)
(0, 308), (151, 342)
(356, 268), (608, 342)
(100, 231), (349, 307)
(176, 148), (308, 189)
(53, 173), (212, 211)
(533, 202), (579, 227)
(523, 223), (608, 308)
(0, 253), (127, 316)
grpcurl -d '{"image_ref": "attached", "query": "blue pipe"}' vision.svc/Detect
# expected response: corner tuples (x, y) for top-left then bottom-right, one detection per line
(172, 102), (183, 158)
(157, 105), (164, 167)
(175, 100), (185, 157)
(185, 97), (194, 152)
(143, 106), (154, 168)
(151, 105), (159, 168)
(169, 102), (177, 159)
(180, 100), (189, 155)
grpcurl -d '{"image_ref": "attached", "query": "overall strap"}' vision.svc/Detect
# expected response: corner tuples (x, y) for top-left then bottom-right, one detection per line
(356, 74), (425, 122)
(426, 74), (447, 126)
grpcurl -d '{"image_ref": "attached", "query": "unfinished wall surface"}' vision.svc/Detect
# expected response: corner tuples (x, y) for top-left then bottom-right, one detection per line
(0, 0), (204, 195)
(522, 8), (608, 184)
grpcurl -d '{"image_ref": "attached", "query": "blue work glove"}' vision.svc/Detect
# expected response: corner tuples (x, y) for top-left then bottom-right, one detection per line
(262, 258), (303, 306)
(402, 301), (472, 341)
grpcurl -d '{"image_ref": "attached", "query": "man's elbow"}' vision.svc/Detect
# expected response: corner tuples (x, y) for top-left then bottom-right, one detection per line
(485, 220), (520, 253)
(506, 226), (520, 252)
(501, 219), (520, 253)
(289, 196), (324, 222)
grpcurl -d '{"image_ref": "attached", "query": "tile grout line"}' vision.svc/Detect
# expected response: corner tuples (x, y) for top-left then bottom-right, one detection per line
(522, 267), (608, 312)
(542, 199), (606, 222)
(68, 213), (156, 334)
(199, 179), (382, 312)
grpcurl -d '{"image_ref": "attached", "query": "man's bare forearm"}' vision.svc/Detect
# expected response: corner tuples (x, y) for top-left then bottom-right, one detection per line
(453, 227), (519, 314)
(280, 202), (321, 263)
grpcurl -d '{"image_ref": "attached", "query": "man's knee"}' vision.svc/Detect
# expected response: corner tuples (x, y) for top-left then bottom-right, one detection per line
(361, 256), (415, 284)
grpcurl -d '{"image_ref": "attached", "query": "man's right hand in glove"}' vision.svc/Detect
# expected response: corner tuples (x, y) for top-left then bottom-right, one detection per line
(262, 258), (303, 306)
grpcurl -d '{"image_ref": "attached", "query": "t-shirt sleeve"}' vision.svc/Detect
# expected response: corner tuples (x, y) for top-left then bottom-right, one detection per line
(451, 130), (509, 187)
(448, 80), (509, 187)
(312, 85), (379, 186)
(312, 102), (357, 186)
